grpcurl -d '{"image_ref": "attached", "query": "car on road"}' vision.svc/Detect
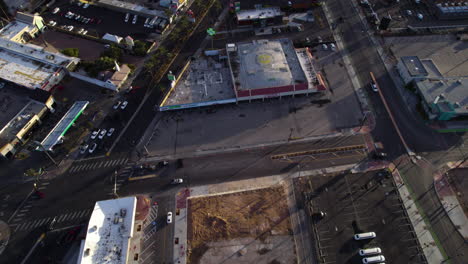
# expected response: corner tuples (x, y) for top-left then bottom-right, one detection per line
(80, 144), (89, 154)
(370, 81), (378, 92)
(167, 212), (173, 223)
(107, 128), (115, 137)
(98, 129), (107, 139)
(120, 101), (128, 109)
(171, 178), (183, 184)
(132, 14), (138, 24)
(322, 44), (328, 50)
(113, 101), (121, 109)
(125, 13), (130, 22)
(52, 7), (60, 14)
(330, 43), (336, 51)
(90, 129), (100, 139)
(83, 3), (90, 8)
(88, 143), (97, 153)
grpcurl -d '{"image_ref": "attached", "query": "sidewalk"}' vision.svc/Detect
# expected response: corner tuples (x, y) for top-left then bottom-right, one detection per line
(434, 161), (468, 240)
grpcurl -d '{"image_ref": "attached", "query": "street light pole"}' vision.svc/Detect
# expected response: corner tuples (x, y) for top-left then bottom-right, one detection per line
(33, 141), (58, 166)
(113, 170), (119, 198)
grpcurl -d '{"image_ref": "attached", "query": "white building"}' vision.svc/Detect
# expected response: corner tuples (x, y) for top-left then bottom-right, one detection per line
(77, 197), (139, 264)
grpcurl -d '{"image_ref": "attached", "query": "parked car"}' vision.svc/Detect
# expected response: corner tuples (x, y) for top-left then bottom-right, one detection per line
(80, 144), (89, 154)
(98, 129), (107, 139)
(132, 14), (138, 24)
(120, 101), (128, 109)
(67, 25), (74, 31)
(322, 44), (328, 50)
(107, 128), (115, 137)
(90, 129), (100, 139)
(113, 101), (121, 109)
(88, 143), (97, 153)
(417, 13), (423, 20)
(77, 28), (84, 34)
(406, 10), (413, 16)
(52, 7), (60, 14)
(125, 13), (130, 22)
(144, 17), (150, 27)
(167, 212), (173, 223)
(171, 178), (183, 184)
(330, 43), (336, 51)
(48, 20), (57, 26)
(77, 2), (83, 6)
(83, 3), (90, 8)
(81, 30), (88, 35)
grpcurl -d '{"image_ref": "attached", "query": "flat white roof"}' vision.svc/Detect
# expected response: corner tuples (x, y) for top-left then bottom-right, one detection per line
(78, 197), (137, 264)
(0, 38), (80, 68)
(0, 49), (56, 89)
(0, 21), (34, 40)
(99, 0), (167, 18)
(237, 7), (282, 21)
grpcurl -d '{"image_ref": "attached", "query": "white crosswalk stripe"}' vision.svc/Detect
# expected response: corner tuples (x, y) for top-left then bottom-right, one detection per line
(40, 182), (50, 186)
(57, 214), (67, 222)
(97, 161), (104, 168)
(21, 222), (34, 231)
(104, 160), (112, 167)
(69, 166), (78, 173)
(70, 212), (80, 219)
(78, 211), (87, 218)
(31, 219), (44, 228)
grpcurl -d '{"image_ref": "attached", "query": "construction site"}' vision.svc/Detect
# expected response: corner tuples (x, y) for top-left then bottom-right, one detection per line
(187, 186), (296, 264)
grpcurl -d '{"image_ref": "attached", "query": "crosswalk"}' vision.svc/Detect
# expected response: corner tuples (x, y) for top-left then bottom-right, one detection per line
(11, 208), (93, 233)
(68, 157), (129, 174)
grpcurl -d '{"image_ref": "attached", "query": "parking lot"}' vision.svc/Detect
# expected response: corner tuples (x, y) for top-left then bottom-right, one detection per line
(42, 0), (160, 41)
(360, 0), (468, 29)
(295, 170), (425, 264)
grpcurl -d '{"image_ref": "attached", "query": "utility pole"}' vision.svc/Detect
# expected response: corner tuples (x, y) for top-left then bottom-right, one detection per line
(33, 141), (58, 166)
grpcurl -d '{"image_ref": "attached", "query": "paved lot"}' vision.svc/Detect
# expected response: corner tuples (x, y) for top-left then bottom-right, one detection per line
(447, 168), (468, 216)
(295, 170), (425, 264)
(42, 0), (158, 41)
(384, 34), (468, 77)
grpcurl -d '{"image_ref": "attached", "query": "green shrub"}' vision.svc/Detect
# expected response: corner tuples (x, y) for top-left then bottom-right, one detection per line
(61, 48), (79, 57)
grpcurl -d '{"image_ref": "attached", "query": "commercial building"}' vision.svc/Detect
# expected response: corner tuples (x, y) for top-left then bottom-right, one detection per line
(234, 0), (320, 10)
(97, 0), (167, 19)
(236, 7), (284, 26)
(416, 79), (468, 120)
(0, 85), (55, 159)
(227, 39), (325, 100)
(396, 56), (442, 85)
(77, 196), (149, 264)
(0, 12), (46, 43)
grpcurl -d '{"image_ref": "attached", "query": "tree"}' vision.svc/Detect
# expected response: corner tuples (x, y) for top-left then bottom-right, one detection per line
(84, 56), (115, 77)
(101, 44), (122, 60)
(133, 40), (148, 56)
(61, 48), (79, 57)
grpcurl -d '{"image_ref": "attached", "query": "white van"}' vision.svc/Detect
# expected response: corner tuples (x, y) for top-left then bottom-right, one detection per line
(354, 232), (376, 240)
(359, 247), (382, 256)
(362, 255), (385, 263)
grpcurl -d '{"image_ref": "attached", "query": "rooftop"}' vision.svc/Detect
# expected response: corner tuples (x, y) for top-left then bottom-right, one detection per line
(0, 99), (46, 146)
(40, 101), (89, 151)
(416, 79), (468, 114)
(0, 21), (35, 41)
(98, 0), (167, 18)
(236, 7), (283, 21)
(229, 39), (307, 91)
(108, 64), (131, 87)
(78, 196), (137, 264)
(401, 56), (428, 77)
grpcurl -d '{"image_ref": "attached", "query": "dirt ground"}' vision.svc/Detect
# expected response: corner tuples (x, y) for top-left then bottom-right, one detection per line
(187, 186), (294, 264)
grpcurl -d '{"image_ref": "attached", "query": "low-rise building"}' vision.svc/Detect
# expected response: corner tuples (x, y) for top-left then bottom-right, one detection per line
(433, 0), (468, 20)
(0, 12), (46, 43)
(416, 79), (468, 120)
(77, 196), (149, 264)
(107, 64), (131, 89)
(236, 7), (284, 26)
(0, 85), (54, 159)
(396, 56), (442, 85)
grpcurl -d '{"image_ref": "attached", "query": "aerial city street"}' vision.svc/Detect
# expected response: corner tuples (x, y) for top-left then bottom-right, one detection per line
(0, 0), (467, 263)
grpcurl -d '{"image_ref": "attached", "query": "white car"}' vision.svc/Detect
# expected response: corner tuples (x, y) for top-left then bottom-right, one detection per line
(77, 1), (83, 6)
(144, 17), (150, 27)
(82, 30), (88, 35)
(120, 101), (128, 109)
(83, 3), (89, 8)
(322, 44), (328, 50)
(91, 129), (100, 139)
(417, 13), (423, 20)
(113, 101), (121, 109)
(125, 13), (130, 23)
(98, 129), (107, 139)
(48, 20), (57, 26)
(171, 178), (183, 184)
(370, 81), (378, 92)
(88, 143), (97, 153)
(330, 43), (336, 51)
(107, 128), (115, 137)
(132, 14), (138, 24)
(67, 25), (74, 31)
(80, 144), (89, 154)
(406, 10), (413, 16)
(77, 28), (84, 34)
(167, 212), (173, 223)
(52, 7), (60, 14)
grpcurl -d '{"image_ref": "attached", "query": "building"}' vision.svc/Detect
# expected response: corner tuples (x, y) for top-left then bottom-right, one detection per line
(235, 0), (320, 10)
(77, 196), (149, 264)
(102, 33), (123, 44)
(433, 0), (468, 20)
(106, 64), (131, 89)
(227, 39), (325, 101)
(396, 56), (442, 85)
(98, 0), (167, 19)
(0, 85), (54, 159)
(0, 12), (46, 43)
(236, 7), (284, 26)
(416, 79), (468, 120)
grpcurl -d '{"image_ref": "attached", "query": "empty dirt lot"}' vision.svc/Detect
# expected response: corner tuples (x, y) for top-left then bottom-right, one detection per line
(187, 186), (296, 264)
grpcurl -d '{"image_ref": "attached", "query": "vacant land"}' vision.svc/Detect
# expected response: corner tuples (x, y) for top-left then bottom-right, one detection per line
(187, 186), (296, 264)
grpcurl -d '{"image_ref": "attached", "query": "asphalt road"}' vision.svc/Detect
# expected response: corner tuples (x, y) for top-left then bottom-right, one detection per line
(325, 0), (468, 262)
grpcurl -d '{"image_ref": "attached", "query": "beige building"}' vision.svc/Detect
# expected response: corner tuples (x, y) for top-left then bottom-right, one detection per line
(0, 86), (54, 159)
(0, 12), (46, 43)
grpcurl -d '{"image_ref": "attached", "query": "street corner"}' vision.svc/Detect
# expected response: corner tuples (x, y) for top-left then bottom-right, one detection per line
(176, 188), (190, 210)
